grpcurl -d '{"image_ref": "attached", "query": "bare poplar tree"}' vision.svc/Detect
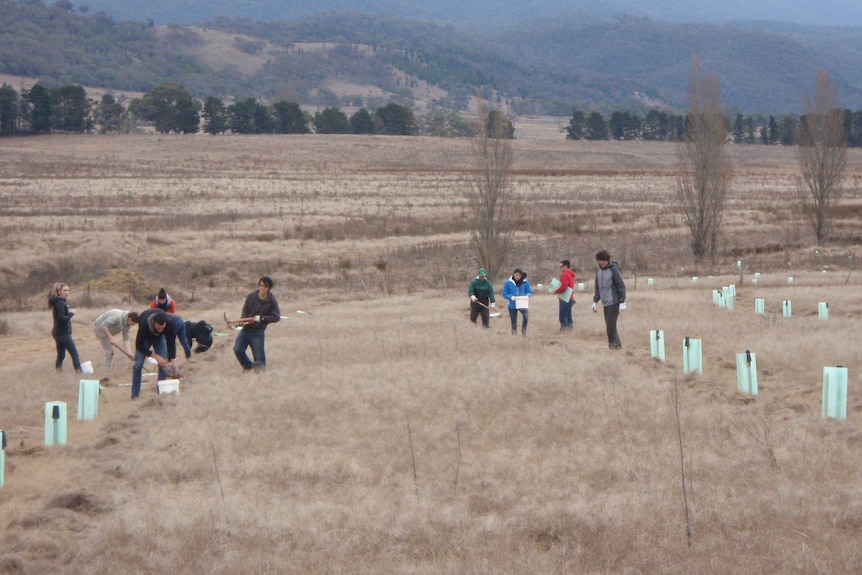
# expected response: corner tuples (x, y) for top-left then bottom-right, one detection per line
(464, 99), (519, 280)
(797, 70), (847, 244)
(676, 59), (732, 262)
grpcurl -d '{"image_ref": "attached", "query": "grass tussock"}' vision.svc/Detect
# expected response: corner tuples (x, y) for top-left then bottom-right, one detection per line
(0, 128), (862, 573)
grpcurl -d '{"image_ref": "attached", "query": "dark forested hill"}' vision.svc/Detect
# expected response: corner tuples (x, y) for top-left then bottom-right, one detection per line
(2, 0), (862, 114)
(65, 0), (862, 29)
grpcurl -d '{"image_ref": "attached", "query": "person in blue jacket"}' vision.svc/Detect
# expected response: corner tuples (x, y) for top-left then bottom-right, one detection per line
(502, 268), (532, 335)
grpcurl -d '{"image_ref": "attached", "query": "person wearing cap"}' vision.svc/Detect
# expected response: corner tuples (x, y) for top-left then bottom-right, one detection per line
(592, 249), (627, 349)
(554, 260), (576, 331)
(233, 276), (281, 371)
(93, 309), (140, 369)
(468, 267), (496, 328)
(151, 288), (176, 313)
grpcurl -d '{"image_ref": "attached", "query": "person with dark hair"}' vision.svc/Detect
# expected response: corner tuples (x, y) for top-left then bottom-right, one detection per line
(131, 308), (169, 399)
(93, 309), (140, 369)
(150, 288), (176, 313)
(233, 276), (281, 371)
(502, 268), (532, 335)
(184, 320), (214, 354)
(48, 282), (82, 372)
(592, 250), (627, 349)
(553, 260), (576, 331)
(468, 267), (496, 328)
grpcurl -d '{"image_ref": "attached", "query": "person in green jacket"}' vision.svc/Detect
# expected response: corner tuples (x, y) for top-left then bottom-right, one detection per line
(468, 267), (496, 328)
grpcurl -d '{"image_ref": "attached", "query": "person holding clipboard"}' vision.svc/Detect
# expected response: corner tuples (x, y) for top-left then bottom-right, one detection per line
(552, 260), (576, 331)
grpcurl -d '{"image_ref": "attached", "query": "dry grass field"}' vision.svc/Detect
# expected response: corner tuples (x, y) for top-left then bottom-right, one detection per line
(1, 120), (862, 574)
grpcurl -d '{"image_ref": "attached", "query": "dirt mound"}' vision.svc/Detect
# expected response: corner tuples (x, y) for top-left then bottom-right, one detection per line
(80, 268), (164, 305)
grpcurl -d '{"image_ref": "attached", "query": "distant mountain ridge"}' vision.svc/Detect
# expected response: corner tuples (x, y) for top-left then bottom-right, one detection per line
(75, 0), (862, 29)
(2, 0), (862, 114)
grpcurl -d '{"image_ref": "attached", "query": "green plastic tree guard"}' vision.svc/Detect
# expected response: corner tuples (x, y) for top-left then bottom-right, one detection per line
(755, 298), (765, 314)
(736, 350), (758, 395)
(724, 287), (734, 310)
(44, 401), (67, 446)
(650, 330), (665, 362)
(77, 379), (100, 420)
(819, 302), (829, 320)
(683, 337), (703, 374)
(783, 300), (792, 317)
(822, 366), (848, 420)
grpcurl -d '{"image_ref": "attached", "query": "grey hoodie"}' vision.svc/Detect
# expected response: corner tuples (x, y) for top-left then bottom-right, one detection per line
(593, 261), (626, 308)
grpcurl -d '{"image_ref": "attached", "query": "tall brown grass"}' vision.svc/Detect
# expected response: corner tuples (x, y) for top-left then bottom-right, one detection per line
(0, 125), (861, 573)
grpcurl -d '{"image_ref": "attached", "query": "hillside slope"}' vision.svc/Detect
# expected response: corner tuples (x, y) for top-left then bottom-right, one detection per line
(2, 1), (862, 113)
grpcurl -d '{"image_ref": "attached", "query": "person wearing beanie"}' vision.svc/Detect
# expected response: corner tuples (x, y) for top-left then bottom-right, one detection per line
(592, 249), (627, 349)
(151, 288), (176, 313)
(468, 267), (496, 328)
(502, 268), (532, 335)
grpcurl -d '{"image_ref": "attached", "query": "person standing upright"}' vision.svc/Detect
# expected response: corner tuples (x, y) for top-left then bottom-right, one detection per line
(502, 268), (532, 335)
(592, 250), (627, 349)
(468, 267), (496, 328)
(48, 282), (82, 372)
(554, 260), (576, 331)
(233, 276), (281, 371)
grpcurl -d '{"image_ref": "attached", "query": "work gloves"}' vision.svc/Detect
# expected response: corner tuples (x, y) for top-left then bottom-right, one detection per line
(592, 302), (598, 313)
(620, 303), (627, 312)
(470, 295), (478, 302)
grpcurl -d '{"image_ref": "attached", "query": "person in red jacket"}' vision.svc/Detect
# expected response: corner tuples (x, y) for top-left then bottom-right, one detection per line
(553, 259), (576, 331)
(150, 288), (176, 313)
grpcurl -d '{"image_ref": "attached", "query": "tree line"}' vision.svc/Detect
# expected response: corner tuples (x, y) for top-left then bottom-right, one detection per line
(566, 108), (862, 147)
(0, 80), (515, 138)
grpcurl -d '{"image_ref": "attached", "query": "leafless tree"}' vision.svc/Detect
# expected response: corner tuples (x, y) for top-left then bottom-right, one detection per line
(464, 98), (519, 280)
(797, 70), (848, 244)
(676, 59), (732, 262)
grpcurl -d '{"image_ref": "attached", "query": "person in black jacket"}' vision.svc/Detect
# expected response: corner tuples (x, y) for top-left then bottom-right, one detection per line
(233, 276), (281, 371)
(48, 282), (82, 372)
(131, 309), (168, 399)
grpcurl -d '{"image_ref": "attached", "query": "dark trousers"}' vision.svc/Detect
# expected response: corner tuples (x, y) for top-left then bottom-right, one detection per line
(54, 333), (82, 372)
(558, 299), (574, 330)
(603, 303), (622, 349)
(234, 329), (267, 369)
(470, 302), (490, 328)
(508, 308), (528, 334)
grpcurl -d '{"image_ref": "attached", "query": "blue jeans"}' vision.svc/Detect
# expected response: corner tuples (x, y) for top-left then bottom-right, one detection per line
(132, 335), (167, 398)
(558, 299), (574, 331)
(234, 329), (266, 370)
(54, 333), (82, 371)
(508, 308), (529, 334)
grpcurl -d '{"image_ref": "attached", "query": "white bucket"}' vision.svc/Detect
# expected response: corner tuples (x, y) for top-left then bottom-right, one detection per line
(514, 296), (530, 310)
(81, 361), (93, 374)
(158, 379), (180, 395)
